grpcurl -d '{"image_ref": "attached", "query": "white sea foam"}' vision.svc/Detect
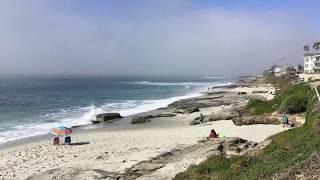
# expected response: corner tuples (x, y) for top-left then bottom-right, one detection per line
(0, 81), (233, 144)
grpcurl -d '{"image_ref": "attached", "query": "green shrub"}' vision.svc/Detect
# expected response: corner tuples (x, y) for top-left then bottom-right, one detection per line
(247, 99), (273, 115)
(246, 83), (310, 115)
(278, 95), (308, 114)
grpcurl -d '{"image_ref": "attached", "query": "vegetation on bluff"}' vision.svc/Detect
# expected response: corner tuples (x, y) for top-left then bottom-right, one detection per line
(247, 83), (310, 115)
(174, 76), (320, 179)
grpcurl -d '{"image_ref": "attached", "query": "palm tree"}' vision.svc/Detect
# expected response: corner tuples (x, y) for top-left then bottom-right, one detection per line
(304, 45), (310, 53)
(313, 42), (320, 53)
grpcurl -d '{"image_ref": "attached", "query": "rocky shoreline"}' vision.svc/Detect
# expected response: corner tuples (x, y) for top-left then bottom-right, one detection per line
(0, 75), (293, 180)
(93, 76), (279, 127)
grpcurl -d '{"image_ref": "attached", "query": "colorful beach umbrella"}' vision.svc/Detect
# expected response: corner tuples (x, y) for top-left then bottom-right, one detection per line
(50, 126), (72, 136)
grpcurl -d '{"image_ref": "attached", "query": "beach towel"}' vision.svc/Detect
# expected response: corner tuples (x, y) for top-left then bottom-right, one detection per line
(218, 132), (225, 138)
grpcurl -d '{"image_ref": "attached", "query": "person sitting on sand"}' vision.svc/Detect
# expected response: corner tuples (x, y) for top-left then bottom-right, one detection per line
(281, 113), (289, 127)
(209, 129), (218, 138)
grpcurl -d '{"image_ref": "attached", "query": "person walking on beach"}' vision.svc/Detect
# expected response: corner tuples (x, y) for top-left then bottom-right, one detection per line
(199, 114), (204, 125)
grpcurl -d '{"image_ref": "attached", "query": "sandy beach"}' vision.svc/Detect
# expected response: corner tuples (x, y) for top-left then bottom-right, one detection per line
(0, 78), (290, 180)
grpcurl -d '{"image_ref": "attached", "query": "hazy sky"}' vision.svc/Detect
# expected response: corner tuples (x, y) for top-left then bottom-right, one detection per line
(0, 0), (319, 76)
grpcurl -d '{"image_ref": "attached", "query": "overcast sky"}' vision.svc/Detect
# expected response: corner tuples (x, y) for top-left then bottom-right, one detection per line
(0, 0), (319, 76)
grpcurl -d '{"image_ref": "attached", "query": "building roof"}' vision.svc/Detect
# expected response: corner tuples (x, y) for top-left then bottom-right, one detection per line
(304, 53), (320, 57)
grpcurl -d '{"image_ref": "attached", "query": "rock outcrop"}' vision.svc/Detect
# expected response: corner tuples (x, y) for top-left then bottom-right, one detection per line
(238, 92), (247, 95)
(183, 107), (200, 114)
(189, 118), (201, 125)
(155, 113), (176, 118)
(131, 115), (154, 124)
(190, 111), (238, 125)
(222, 137), (258, 156)
(168, 95), (233, 110)
(252, 90), (269, 94)
(131, 113), (177, 124)
(92, 113), (123, 124)
(207, 111), (238, 121)
(232, 116), (280, 126)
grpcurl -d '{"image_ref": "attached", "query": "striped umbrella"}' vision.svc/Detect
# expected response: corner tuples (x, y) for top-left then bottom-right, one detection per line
(50, 126), (72, 136)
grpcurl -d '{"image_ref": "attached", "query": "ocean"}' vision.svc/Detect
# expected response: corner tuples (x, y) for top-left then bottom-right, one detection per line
(0, 75), (235, 143)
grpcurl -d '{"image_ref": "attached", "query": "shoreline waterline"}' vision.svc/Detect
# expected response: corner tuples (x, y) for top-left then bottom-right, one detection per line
(0, 80), (234, 145)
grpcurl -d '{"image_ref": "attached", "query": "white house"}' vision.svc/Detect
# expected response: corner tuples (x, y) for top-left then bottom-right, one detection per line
(273, 66), (282, 77)
(272, 65), (297, 77)
(300, 53), (320, 81)
(304, 53), (320, 73)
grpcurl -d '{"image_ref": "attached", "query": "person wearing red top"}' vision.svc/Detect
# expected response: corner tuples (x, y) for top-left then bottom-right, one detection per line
(209, 129), (218, 138)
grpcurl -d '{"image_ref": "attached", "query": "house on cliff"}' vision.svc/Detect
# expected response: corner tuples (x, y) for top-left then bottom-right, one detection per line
(299, 53), (320, 82)
(265, 65), (297, 77)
